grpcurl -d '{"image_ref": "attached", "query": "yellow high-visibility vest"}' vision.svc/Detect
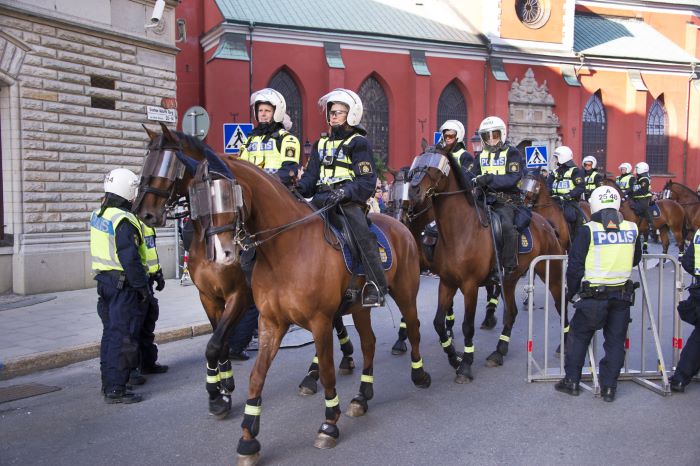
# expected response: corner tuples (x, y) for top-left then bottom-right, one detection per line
(240, 130), (300, 174)
(632, 174), (652, 199)
(616, 173), (633, 191)
(90, 207), (142, 273)
(552, 167), (577, 196)
(693, 229), (700, 276)
(139, 222), (161, 274)
(479, 148), (509, 175)
(318, 133), (362, 186)
(583, 220), (638, 286)
(585, 171), (599, 193)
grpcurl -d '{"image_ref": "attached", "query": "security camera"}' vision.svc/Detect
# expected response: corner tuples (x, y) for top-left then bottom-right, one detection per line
(150, 0), (165, 24)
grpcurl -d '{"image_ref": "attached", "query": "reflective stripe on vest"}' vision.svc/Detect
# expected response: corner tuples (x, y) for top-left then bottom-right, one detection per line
(616, 174), (633, 191)
(90, 208), (142, 273)
(583, 220), (638, 286)
(552, 167), (577, 196)
(453, 148), (465, 167)
(694, 229), (700, 276)
(240, 130), (298, 174)
(139, 222), (161, 274)
(318, 133), (362, 186)
(479, 148), (509, 175)
(632, 175), (652, 199)
(585, 171), (598, 192)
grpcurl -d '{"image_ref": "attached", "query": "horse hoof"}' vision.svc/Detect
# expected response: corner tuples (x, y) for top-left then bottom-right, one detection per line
(414, 372), (431, 389)
(338, 356), (355, 375)
(391, 339), (407, 355)
(236, 452), (260, 466)
(208, 395), (231, 419)
(345, 399), (368, 417)
(455, 373), (473, 384)
(448, 354), (462, 369)
(298, 375), (318, 396)
(485, 352), (504, 367)
(480, 315), (497, 330)
(314, 433), (337, 449)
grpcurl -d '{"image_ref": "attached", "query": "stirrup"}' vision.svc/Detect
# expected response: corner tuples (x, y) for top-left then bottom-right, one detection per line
(361, 281), (384, 308)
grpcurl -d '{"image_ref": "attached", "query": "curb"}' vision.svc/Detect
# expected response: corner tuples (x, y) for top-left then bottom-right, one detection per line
(0, 322), (212, 381)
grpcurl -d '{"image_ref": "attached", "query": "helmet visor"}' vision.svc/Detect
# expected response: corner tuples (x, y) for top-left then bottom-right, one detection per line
(143, 149), (185, 181)
(188, 178), (242, 220)
(520, 177), (538, 195)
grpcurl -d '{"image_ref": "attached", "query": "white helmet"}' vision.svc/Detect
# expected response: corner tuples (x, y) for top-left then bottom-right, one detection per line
(318, 88), (363, 126)
(635, 161), (649, 174)
(582, 155), (597, 169)
(282, 113), (293, 131)
(250, 88), (286, 123)
(104, 168), (139, 202)
(553, 146), (573, 165)
(590, 186), (621, 214)
(439, 120), (465, 143)
(619, 162), (632, 174)
(478, 116), (507, 151)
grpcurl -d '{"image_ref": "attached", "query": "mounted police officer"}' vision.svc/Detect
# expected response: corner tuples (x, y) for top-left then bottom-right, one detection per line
(547, 146), (585, 238)
(297, 88), (387, 306)
(556, 185), (642, 402)
(240, 87), (301, 187)
(582, 155), (602, 201)
(91, 168), (149, 404)
(615, 162), (635, 197)
(669, 227), (700, 392)
(631, 161), (655, 253)
(469, 116), (524, 273)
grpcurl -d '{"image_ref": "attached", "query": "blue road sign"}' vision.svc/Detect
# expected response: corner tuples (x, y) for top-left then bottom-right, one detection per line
(223, 123), (253, 154)
(525, 145), (548, 168)
(433, 131), (441, 145)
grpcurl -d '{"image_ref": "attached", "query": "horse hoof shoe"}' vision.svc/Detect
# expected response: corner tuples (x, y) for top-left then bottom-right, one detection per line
(480, 317), (497, 330)
(485, 353), (504, 367)
(345, 401), (367, 417)
(314, 433), (337, 449)
(236, 452), (260, 466)
(455, 374), (473, 384)
(338, 367), (354, 376)
(208, 397), (231, 419)
(415, 373), (431, 389)
(391, 340), (407, 355)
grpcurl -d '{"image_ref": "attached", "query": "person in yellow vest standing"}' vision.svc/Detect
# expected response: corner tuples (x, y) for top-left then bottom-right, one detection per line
(297, 88), (387, 306)
(668, 227), (700, 392)
(556, 185), (642, 402)
(90, 168), (149, 404)
(547, 146), (586, 238)
(469, 116), (524, 273)
(615, 162), (635, 198)
(582, 155), (602, 201)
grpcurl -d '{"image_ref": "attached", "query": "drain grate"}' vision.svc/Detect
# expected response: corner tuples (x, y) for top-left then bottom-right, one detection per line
(0, 383), (61, 403)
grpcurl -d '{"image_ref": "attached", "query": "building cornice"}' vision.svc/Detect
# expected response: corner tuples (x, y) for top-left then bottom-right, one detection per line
(577, 0), (700, 16)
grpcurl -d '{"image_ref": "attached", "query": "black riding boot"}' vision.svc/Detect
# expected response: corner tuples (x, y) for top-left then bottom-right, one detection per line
(501, 230), (518, 273)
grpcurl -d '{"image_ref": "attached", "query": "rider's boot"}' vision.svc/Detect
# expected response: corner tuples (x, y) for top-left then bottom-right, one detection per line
(361, 246), (388, 307)
(502, 229), (518, 274)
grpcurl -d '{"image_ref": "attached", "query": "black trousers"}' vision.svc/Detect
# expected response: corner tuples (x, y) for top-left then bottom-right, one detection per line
(674, 295), (700, 383)
(564, 295), (631, 388)
(137, 285), (159, 368)
(492, 201), (517, 270)
(634, 197), (655, 238)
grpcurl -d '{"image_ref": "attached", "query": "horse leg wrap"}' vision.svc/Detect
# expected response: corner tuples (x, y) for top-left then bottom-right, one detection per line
(206, 364), (220, 399)
(236, 437), (261, 456)
(218, 359), (235, 393)
(397, 320), (407, 341)
(442, 339), (461, 368)
(318, 422), (340, 440)
(462, 345), (475, 366)
(307, 357), (320, 380)
(324, 393), (341, 421)
(411, 358), (431, 388)
(497, 335), (510, 355)
(337, 329), (354, 356)
(486, 297), (499, 311)
(339, 354), (355, 373)
(446, 311), (456, 338)
(359, 369), (374, 400)
(241, 397), (262, 437)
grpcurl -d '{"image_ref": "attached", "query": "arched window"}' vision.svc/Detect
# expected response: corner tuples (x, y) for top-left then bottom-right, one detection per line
(437, 81), (467, 133)
(582, 92), (607, 172)
(268, 70), (302, 140)
(357, 76), (389, 164)
(646, 97), (668, 173)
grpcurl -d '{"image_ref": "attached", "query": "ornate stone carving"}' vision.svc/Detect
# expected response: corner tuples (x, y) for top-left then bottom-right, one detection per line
(507, 68), (560, 153)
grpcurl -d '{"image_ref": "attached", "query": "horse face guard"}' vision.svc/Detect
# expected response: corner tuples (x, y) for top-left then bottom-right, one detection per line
(520, 175), (540, 206)
(408, 152), (451, 199)
(188, 160), (244, 262)
(133, 135), (187, 220)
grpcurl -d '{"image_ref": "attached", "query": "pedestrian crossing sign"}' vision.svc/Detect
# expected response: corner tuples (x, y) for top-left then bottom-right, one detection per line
(433, 131), (442, 145)
(525, 145), (548, 168)
(223, 123), (253, 154)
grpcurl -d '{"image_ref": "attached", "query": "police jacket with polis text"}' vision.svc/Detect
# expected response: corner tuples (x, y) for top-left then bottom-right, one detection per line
(469, 145), (523, 194)
(546, 160), (585, 200)
(297, 125), (377, 204)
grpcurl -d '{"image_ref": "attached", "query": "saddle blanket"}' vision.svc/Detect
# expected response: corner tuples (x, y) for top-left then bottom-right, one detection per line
(651, 204), (661, 217)
(332, 223), (393, 275)
(518, 227), (533, 255)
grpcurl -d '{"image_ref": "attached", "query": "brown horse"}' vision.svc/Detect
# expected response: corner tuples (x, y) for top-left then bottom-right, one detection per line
(600, 178), (686, 254)
(520, 173), (571, 251)
(408, 149), (567, 382)
(132, 124), (356, 418)
(662, 180), (700, 234)
(183, 152), (430, 463)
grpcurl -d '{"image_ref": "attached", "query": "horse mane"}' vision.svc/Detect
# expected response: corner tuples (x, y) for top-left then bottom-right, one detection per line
(672, 180), (700, 200)
(439, 146), (475, 206)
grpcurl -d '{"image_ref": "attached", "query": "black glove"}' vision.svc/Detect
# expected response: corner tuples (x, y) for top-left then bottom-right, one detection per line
(565, 289), (577, 303)
(152, 269), (165, 291)
(327, 188), (348, 205)
(136, 286), (151, 304)
(562, 194), (572, 202)
(473, 174), (492, 187)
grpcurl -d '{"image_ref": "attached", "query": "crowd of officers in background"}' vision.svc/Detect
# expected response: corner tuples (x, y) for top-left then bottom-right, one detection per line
(89, 85), (700, 404)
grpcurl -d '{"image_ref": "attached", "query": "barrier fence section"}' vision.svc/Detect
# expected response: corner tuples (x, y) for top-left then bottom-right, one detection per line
(526, 254), (683, 397)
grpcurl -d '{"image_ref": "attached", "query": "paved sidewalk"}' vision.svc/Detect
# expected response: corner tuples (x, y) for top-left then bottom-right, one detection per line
(0, 280), (210, 380)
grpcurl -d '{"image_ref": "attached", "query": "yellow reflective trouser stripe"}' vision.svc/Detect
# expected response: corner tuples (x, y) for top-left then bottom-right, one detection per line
(339, 336), (350, 345)
(399, 321), (407, 329)
(464, 345), (475, 353)
(499, 335), (510, 342)
(206, 374), (220, 384)
(325, 395), (340, 408)
(411, 359), (424, 369)
(564, 325), (570, 333)
(488, 298), (499, 305)
(245, 404), (262, 416)
(446, 314), (455, 321)
(360, 374), (374, 383)
(219, 369), (233, 379)
(312, 356), (319, 364)
(441, 337), (452, 348)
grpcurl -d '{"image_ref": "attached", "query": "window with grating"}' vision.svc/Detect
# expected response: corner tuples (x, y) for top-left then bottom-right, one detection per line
(268, 70), (302, 140)
(437, 81), (467, 133)
(646, 98), (668, 173)
(582, 93), (608, 173)
(358, 76), (389, 164)
(90, 75), (115, 110)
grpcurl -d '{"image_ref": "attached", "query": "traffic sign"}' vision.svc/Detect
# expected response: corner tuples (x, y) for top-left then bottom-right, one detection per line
(525, 145), (548, 168)
(433, 131), (441, 145)
(223, 123), (253, 154)
(182, 106), (210, 140)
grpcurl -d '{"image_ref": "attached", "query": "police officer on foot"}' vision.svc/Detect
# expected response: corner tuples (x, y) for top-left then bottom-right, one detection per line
(582, 155), (602, 201)
(631, 162), (655, 253)
(469, 116), (524, 273)
(668, 227), (700, 392)
(91, 168), (149, 404)
(556, 185), (642, 402)
(297, 88), (388, 306)
(615, 162), (635, 198)
(547, 146), (585, 238)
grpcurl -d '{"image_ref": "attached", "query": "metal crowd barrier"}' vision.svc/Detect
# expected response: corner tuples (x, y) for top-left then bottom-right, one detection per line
(526, 254), (683, 397)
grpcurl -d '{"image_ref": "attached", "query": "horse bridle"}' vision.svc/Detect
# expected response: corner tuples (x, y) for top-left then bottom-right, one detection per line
(133, 137), (187, 216)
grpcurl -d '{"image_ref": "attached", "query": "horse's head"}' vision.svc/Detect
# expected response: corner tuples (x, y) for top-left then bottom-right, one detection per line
(520, 172), (544, 207)
(188, 159), (244, 265)
(407, 149), (451, 204)
(661, 179), (674, 200)
(387, 166), (411, 220)
(133, 122), (189, 226)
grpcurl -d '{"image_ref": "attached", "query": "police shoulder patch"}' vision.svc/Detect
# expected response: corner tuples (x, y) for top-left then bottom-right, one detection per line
(358, 161), (373, 175)
(285, 147), (296, 158)
(508, 162), (520, 173)
(574, 177), (582, 184)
